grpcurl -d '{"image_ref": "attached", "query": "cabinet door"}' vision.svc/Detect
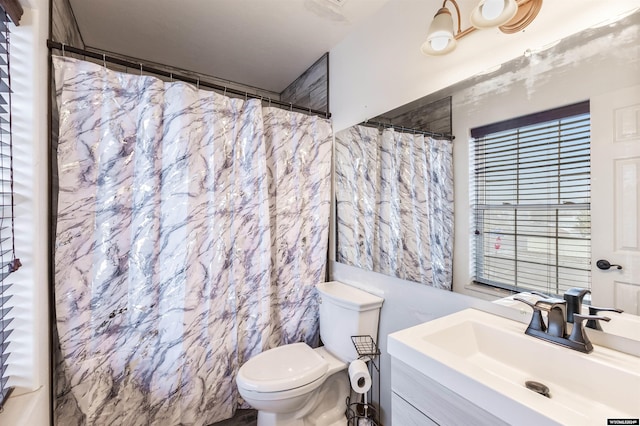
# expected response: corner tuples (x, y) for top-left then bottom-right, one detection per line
(391, 359), (509, 426)
(392, 393), (438, 425)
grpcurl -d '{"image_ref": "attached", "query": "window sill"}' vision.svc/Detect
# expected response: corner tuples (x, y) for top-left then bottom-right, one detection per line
(463, 282), (515, 301)
(0, 386), (49, 426)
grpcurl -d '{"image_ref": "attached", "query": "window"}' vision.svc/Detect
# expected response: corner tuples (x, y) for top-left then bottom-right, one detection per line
(0, 1), (23, 410)
(472, 102), (590, 296)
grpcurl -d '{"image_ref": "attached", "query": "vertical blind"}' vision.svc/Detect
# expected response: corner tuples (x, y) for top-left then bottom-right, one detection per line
(472, 102), (591, 296)
(0, 6), (21, 411)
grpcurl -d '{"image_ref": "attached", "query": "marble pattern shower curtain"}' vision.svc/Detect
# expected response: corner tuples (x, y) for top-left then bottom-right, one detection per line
(335, 125), (453, 289)
(52, 56), (332, 425)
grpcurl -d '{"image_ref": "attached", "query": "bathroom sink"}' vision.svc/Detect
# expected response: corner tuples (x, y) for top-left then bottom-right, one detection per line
(388, 309), (640, 426)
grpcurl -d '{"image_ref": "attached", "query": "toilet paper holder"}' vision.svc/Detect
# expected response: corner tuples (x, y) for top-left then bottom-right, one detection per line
(346, 335), (380, 426)
(351, 335), (381, 360)
(345, 395), (378, 426)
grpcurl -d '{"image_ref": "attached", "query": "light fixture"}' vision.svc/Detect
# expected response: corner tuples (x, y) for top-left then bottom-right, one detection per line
(421, 6), (459, 55)
(421, 0), (543, 56)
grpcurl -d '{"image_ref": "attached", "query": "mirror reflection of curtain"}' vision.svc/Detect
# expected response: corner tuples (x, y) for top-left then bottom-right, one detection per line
(52, 56), (332, 425)
(336, 125), (453, 289)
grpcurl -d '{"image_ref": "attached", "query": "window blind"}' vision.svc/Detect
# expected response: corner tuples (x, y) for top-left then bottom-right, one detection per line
(0, 7), (21, 410)
(472, 102), (590, 296)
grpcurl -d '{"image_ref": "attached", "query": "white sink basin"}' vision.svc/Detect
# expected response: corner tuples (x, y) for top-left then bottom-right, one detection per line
(388, 308), (640, 426)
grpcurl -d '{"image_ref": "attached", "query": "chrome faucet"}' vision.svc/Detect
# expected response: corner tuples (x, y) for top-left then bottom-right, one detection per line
(515, 295), (610, 353)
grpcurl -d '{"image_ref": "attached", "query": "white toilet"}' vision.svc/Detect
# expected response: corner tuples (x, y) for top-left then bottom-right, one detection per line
(236, 281), (384, 426)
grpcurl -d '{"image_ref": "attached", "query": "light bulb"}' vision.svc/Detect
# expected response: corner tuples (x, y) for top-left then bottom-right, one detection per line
(481, 0), (505, 20)
(430, 36), (450, 52)
(422, 6), (457, 55)
(470, 0), (517, 29)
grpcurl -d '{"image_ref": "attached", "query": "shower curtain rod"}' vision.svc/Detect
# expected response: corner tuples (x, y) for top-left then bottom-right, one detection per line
(47, 40), (331, 119)
(360, 119), (454, 140)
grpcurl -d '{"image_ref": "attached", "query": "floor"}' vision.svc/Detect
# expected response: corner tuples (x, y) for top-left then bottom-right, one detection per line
(211, 409), (258, 426)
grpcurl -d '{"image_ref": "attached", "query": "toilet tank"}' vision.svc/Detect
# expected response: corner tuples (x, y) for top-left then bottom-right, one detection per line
(316, 281), (384, 363)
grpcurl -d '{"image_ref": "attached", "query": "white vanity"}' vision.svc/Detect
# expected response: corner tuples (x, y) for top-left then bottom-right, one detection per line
(388, 309), (640, 426)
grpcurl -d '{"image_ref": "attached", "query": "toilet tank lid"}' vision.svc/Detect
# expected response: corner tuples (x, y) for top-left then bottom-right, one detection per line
(236, 343), (328, 393)
(316, 281), (384, 311)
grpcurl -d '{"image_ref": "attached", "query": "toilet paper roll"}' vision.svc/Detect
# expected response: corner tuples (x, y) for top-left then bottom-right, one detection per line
(348, 359), (372, 394)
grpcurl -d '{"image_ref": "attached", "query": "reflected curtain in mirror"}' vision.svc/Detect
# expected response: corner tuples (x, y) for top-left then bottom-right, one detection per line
(335, 125), (454, 289)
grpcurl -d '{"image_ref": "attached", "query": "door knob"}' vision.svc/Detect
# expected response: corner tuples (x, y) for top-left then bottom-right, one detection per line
(596, 259), (622, 270)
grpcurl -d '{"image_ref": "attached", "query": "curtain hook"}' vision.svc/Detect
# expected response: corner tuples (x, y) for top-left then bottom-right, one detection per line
(170, 73), (173, 82)
(139, 63), (143, 75)
(196, 78), (200, 90)
(102, 54), (106, 69)
(268, 98), (272, 108)
(61, 43), (65, 57)
(290, 103), (293, 112)
(223, 87), (227, 97)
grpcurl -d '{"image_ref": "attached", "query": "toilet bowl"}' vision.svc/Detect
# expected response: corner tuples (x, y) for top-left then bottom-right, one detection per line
(236, 343), (348, 426)
(236, 281), (384, 426)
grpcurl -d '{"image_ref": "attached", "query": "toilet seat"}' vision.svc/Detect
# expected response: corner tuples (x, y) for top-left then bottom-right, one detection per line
(237, 343), (329, 394)
(237, 374), (327, 402)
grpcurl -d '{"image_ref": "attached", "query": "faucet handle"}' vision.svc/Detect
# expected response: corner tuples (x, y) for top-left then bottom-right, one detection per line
(513, 296), (536, 308)
(586, 306), (623, 330)
(569, 313), (611, 353)
(588, 306), (623, 314)
(533, 297), (567, 312)
(514, 296), (547, 333)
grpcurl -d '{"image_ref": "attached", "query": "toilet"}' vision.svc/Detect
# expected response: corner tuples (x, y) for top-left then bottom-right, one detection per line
(236, 281), (384, 426)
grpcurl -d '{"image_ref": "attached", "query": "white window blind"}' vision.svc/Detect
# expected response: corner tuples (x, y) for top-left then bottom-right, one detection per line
(472, 102), (590, 296)
(0, 4), (21, 411)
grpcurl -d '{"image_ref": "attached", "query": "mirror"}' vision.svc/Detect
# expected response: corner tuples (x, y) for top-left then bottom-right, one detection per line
(334, 9), (640, 331)
(335, 100), (454, 290)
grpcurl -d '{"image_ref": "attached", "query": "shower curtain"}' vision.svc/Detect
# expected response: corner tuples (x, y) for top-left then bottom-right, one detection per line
(335, 125), (453, 289)
(52, 56), (332, 425)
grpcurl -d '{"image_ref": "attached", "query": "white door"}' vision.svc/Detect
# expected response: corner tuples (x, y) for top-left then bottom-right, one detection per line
(591, 85), (640, 314)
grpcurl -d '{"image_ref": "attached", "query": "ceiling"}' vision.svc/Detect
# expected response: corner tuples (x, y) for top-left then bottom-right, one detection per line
(68, 0), (393, 93)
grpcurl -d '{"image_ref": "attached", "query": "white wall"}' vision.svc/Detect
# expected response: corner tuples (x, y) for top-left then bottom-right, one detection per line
(0, 0), (50, 425)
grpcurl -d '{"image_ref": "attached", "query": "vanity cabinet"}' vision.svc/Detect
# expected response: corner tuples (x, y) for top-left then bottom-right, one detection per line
(391, 358), (509, 426)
